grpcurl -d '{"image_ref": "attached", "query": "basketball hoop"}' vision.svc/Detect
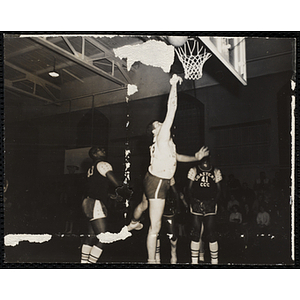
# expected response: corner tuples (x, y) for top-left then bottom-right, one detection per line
(174, 38), (212, 80)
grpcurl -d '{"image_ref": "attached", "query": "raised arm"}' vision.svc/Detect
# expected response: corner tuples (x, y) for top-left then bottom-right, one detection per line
(106, 171), (122, 187)
(157, 74), (182, 143)
(96, 161), (126, 188)
(176, 146), (209, 162)
(106, 169), (133, 201)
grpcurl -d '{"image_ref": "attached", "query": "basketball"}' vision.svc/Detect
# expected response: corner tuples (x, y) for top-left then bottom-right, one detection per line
(167, 36), (189, 47)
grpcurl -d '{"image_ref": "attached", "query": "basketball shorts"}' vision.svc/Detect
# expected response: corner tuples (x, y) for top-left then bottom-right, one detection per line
(163, 199), (176, 217)
(144, 172), (170, 200)
(190, 198), (217, 216)
(163, 206), (176, 217)
(82, 197), (108, 220)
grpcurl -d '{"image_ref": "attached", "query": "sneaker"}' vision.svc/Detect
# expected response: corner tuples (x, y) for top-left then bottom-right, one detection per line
(127, 221), (143, 231)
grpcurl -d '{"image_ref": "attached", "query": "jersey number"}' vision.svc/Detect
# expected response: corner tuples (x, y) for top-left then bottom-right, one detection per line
(200, 176), (210, 187)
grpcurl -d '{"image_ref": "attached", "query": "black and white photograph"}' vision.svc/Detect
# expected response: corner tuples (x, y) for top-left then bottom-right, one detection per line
(1, 33), (297, 267)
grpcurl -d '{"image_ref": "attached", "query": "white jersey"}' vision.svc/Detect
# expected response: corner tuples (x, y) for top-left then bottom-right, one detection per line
(148, 140), (177, 179)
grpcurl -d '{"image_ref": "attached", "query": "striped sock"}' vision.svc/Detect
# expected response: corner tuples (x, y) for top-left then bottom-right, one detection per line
(209, 241), (218, 265)
(88, 245), (103, 264)
(81, 244), (92, 263)
(191, 241), (200, 264)
(147, 259), (156, 264)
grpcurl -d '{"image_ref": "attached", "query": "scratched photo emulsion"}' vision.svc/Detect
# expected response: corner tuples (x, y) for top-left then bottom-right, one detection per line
(3, 34), (296, 266)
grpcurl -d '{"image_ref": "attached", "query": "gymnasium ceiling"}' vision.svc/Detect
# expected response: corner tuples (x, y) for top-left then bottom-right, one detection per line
(4, 35), (160, 105)
(3, 34), (295, 121)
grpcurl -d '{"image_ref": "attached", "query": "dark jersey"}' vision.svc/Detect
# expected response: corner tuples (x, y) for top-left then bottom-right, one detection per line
(86, 160), (113, 204)
(188, 166), (222, 201)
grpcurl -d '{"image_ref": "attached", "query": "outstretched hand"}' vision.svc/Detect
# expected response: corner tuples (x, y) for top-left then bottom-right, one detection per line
(195, 146), (209, 161)
(170, 74), (183, 86)
(115, 185), (133, 200)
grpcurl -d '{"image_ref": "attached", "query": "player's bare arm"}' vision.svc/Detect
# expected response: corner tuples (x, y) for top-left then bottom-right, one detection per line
(157, 74), (182, 144)
(97, 163), (132, 200)
(106, 171), (121, 187)
(176, 146), (209, 162)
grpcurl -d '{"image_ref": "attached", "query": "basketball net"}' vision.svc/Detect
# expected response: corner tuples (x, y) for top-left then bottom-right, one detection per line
(174, 39), (212, 80)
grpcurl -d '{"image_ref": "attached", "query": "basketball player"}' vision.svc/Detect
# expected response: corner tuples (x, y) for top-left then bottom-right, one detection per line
(155, 177), (183, 264)
(81, 146), (132, 263)
(127, 74), (209, 264)
(187, 155), (222, 265)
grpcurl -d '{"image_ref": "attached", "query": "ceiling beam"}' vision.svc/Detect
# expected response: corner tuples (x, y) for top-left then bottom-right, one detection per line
(85, 37), (132, 84)
(87, 53), (108, 61)
(30, 37), (128, 86)
(62, 36), (80, 57)
(36, 56), (111, 76)
(62, 69), (84, 83)
(35, 61), (75, 75)
(5, 44), (44, 59)
(42, 85), (60, 102)
(85, 37), (111, 56)
(5, 79), (60, 105)
(4, 61), (61, 104)
(5, 61), (61, 91)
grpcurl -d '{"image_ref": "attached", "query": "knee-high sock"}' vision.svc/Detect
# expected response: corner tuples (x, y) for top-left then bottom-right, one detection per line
(81, 244), (92, 263)
(88, 245), (103, 264)
(191, 241), (200, 264)
(147, 231), (158, 263)
(209, 241), (218, 265)
(155, 238), (161, 263)
(170, 238), (177, 264)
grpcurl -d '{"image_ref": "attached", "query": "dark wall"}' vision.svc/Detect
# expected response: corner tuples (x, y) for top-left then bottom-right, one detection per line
(4, 71), (292, 233)
(4, 92), (204, 232)
(194, 71), (293, 185)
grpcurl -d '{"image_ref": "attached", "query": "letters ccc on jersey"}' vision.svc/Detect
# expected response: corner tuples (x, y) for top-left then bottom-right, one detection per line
(188, 166), (222, 200)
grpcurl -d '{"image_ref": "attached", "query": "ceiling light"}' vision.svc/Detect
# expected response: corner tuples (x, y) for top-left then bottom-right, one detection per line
(48, 71), (60, 78)
(48, 58), (59, 78)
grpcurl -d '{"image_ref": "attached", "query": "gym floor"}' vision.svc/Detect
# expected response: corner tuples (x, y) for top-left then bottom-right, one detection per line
(4, 214), (293, 266)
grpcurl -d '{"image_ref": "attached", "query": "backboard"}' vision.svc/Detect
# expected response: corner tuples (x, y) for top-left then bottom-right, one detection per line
(199, 37), (247, 85)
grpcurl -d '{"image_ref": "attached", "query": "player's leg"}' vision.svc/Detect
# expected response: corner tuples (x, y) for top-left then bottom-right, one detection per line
(199, 222), (205, 262)
(128, 172), (153, 231)
(164, 216), (178, 264)
(127, 193), (148, 231)
(128, 171), (156, 232)
(88, 217), (107, 263)
(81, 219), (106, 264)
(81, 197), (97, 263)
(82, 199), (107, 264)
(147, 198), (165, 263)
(190, 214), (202, 264)
(205, 215), (218, 264)
(81, 222), (96, 263)
(155, 237), (161, 263)
(170, 238), (178, 264)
